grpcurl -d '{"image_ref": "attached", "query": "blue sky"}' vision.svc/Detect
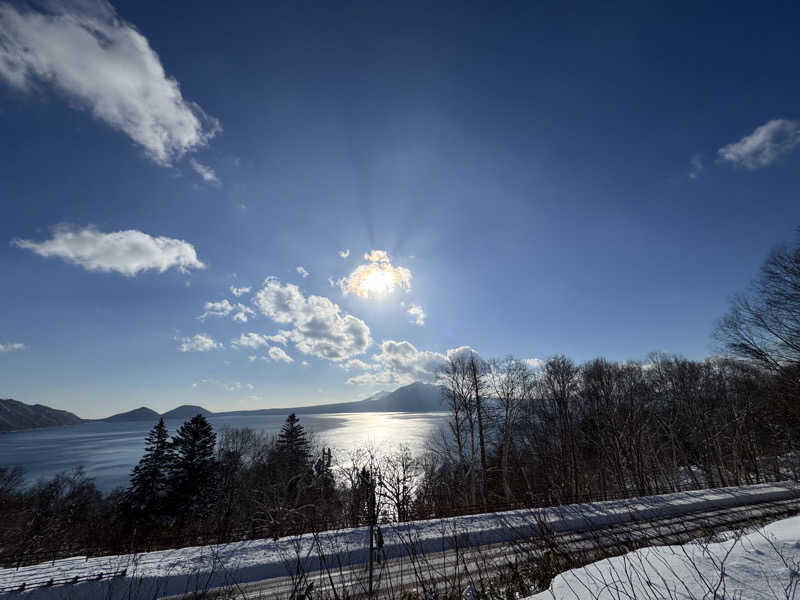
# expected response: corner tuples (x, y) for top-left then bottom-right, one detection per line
(1, 1), (799, 418)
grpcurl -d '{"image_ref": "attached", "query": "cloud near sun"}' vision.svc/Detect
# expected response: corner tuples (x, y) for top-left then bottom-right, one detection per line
(338, 250), (412, 299)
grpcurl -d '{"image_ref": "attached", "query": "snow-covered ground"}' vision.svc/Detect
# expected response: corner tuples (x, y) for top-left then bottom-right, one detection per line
(1, 482), (797, 599)
(526, 514), (800, 600)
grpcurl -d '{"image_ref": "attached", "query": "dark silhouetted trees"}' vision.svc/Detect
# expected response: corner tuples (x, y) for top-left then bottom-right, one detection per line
(128, 418), (170, 517)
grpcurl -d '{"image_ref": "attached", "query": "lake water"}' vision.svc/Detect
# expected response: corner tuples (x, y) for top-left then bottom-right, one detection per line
(0, 412), (450, 491)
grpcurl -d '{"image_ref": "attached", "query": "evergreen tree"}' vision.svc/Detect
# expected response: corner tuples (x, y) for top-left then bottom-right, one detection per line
(128, 418), (171, 514)
(313, 448), (335, 490)
(268, 414), (313, 506)
(275, 413), (311, 466)
(167, 414), (217, 515)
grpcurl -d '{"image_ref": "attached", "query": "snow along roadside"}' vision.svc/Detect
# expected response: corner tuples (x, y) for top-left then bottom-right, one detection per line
(525, 512), (800, 599)
(2, 482), (799, 599)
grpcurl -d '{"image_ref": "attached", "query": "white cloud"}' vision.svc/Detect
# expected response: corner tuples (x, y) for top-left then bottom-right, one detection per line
(340, 358), (379, 371)
(268, 346), (294, 363)
(254, 277), (372, 361)
(0, 1), (220, 165)
(178, 333), (222, 352)
(339, 249), (350, 259)
(0, 342), (25, 352)
(199, 299), (234, 319)
(189, 159), (220, 184)
(193, 378), (250, 392)
(232, 305), (255, 323)
(345, 340), (470, 386)
(265, 330), (292, 345)
(688, 154), (703, 179)
(231, 332), (271, 349)
(296, 265), (309, 278)
(247, 346), (295, 364)
(13, 225), (204, 276)
(407, 304), (426, 326)
(338, 250), (412, 298)
(523, 357), (544, 369)
(200, 299), (253, 322)
(230, 285), (251, 297)
(718, 119), (800, 169)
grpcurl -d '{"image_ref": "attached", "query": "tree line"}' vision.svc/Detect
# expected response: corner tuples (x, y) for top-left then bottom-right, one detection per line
(414, 230), (800, 516)
(0, 412), (419, 564)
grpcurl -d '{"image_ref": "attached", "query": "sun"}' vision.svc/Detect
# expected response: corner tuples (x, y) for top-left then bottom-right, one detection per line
(339, 250), (413, 299)
(361, 268), (395, 296)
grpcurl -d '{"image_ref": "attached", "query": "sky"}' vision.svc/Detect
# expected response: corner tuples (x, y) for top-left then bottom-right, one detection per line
(1, 1), (800, 418)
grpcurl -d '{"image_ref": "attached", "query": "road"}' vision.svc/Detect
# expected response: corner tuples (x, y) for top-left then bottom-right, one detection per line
(167, 495), (800, 599)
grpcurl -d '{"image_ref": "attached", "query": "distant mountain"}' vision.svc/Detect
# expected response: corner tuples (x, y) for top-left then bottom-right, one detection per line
(102, 406), (160, 423)
(216, 382), (445, 416)
(369, 382), (445, 412)
(10, 383), (446, 430)
(161, 405), (213, 420)
(0, 398), (83, 432)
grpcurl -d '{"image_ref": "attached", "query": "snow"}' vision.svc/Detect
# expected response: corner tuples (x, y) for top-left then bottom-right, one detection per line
(1, 482), (797, 599)
(526, 514), (800, 599)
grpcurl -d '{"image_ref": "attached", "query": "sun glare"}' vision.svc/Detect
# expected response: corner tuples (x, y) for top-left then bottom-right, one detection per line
(361, 268), (395, 296)
(339, 250), (413, 299)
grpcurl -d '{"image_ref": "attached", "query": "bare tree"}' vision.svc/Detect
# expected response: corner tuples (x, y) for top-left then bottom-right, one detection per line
(378, 445), (419, 522)
(487, 356), (532, 503)
(468, 353), (489, 507)
(715, 235), (800, 371)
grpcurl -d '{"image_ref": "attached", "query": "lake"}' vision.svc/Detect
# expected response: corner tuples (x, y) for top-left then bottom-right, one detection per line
(0, 412), (450, 491)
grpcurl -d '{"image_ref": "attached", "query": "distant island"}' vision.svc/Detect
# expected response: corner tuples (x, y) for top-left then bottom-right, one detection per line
(0, 382), (445, 431)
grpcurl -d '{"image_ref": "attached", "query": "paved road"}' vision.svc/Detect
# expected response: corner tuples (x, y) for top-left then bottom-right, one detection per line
(169, 496), (800, 599)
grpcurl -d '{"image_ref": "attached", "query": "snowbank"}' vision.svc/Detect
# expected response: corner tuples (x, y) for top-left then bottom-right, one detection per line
(1, 482), (798, 599)
(526, 513), (800, 599)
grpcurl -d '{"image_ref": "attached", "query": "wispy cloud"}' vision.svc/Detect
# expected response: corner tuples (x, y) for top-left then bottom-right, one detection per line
(189, 159), (220, 184)
(296, 265), (309, 278)
(688, 154), (703, 179)
(338, 249), (350, 259)
(199, 299), (254, 322)
(0, 342), (25, 353)
(719, 119), (800, 169)
(13, 225), (204, 276)
(0, 0), (220, 165)
(192, 378), (253, 392)
(230, 285), (251, 297)
(407, 304), (426, 326)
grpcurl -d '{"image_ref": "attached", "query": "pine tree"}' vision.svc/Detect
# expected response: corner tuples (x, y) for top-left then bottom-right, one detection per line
(268, 413), (313, 505)
(167, 414), (217, 515)
(313, 448), (335, 490)
(128, 418), (171, 515)
(275, 413), (311, 466)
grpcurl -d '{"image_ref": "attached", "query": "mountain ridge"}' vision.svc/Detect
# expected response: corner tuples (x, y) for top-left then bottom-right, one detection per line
(1, 383), (446, 430)
(0, 398), (83, 432)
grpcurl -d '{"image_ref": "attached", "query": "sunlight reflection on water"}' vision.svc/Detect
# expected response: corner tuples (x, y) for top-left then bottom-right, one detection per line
(0, 411), (450, 490)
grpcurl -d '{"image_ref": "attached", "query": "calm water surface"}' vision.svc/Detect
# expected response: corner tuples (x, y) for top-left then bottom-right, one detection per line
(0, 412), (449, 491)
